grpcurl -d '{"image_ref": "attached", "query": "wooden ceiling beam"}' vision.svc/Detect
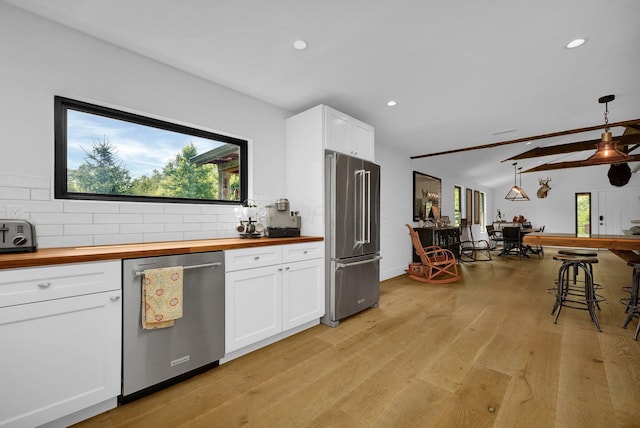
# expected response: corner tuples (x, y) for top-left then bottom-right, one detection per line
(522, 154), (640, 173)
(503, 133), (640, 161)
(410, 118), (640, 159)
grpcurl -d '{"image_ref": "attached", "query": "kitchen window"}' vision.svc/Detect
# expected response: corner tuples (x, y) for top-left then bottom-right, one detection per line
(54, 96), (248, 205)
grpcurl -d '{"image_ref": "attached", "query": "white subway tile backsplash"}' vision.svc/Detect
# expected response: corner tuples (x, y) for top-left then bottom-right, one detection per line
(0, 175), (240, 249)
(30, 189), (51, 201)
(64, 201), (119, 213)
(144, 232), (184, 242)
(35, 224), (64, 236)
(38, 235), (94, 248)
(31, 212), (93, 224)
(183, 214), (216, 223)
(184, 230), (218, 240)
(0, 186), (30, 200)
(203, 222), (234, 232)
(218, 214), (243, 223)
(143, 214), (183, 223)
(0, 173), (49, 189)
(201, 205), (238, 215)
(64, 224), (120, 235)
(94, 233), (144, 246)
(217, 230), (237, 238)
(119, 203), (165, 214)
(94, 213), (143, 224)
(165, 223), (202, 232)
(23, 201), (64, 213)
(164, 204), (202, 214)
(120, 223), (164, 234)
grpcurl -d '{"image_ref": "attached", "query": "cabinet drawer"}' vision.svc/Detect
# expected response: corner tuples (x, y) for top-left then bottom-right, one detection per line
(282, 242), (324, 263)
(0, 261), (121, 308)
(225, 246), (283, 272)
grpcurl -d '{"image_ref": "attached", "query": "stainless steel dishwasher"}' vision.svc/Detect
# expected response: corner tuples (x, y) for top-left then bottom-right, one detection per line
(122, 251), (224, 402)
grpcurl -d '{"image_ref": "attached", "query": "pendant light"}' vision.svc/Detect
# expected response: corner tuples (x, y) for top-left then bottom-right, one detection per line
(505, 162), (530, 201)
(583, 95), (631, 165)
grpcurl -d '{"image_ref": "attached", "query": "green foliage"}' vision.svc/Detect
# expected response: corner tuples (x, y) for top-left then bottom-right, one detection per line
(154, 143), (219, 199)
(69, 139), (224, 200)
(68, 138), (132, 194)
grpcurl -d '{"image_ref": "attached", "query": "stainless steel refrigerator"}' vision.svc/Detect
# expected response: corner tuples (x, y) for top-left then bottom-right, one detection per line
(321, 151), (381, 327)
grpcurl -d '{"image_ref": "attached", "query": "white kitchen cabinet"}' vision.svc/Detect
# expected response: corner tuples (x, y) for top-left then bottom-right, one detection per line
(0, 261), (121, 428)
(325, 106), (375, 162)
(285, 104), (374, 236)
(224, 242), (324, 354)
(225, 264), (283, 353)
(282, 258), (324, 330)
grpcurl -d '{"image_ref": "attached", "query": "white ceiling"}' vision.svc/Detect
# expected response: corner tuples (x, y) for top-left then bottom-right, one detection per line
(5, 0), (640, 188)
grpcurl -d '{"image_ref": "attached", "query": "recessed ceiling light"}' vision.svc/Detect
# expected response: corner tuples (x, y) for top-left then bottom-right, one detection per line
(386, 100), (397, 107)
(565, 38), (586, 49)
(292, 40), (307, 50)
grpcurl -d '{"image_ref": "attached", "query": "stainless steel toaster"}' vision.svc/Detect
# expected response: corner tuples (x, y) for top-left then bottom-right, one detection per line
(0, 219), (37, 253)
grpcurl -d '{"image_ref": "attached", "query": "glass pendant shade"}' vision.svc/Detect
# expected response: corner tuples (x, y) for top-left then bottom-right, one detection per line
(505, 163), (530, 201)
(505, 185), (530, 201)
(582, 131), (631, 165)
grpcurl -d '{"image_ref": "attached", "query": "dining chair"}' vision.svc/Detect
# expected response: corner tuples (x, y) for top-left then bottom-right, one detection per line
(500, 226), (524, 259)
(459, 219), (492, 262)
(485, 224), (503, 250)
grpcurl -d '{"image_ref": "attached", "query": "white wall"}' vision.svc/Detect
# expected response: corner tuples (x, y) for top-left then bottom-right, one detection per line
(376, 149), (495, 281)
(0, 3), (289, 247)
(493, 166), (640, 233)
(377, 144), (414, 279)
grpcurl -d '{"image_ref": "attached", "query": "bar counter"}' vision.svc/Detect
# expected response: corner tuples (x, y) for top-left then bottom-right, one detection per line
(522, 232), (640, 251)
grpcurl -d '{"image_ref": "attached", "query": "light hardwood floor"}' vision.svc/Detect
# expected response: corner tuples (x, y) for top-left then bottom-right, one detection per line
(75, 250), (640, 427)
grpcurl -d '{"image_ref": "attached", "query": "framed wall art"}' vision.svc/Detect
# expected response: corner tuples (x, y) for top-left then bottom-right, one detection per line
(413, 171), (441, 221)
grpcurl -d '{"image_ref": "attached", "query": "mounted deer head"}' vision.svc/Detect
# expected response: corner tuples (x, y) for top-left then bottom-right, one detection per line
(537, 177), (552, 198)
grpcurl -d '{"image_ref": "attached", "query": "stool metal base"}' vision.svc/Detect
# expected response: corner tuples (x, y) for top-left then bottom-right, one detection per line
(622, 263), (640, 340)
(551, 255), (604, 332)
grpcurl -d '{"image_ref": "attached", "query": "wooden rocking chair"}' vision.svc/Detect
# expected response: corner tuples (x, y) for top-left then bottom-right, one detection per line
(405, 224), (461, 284)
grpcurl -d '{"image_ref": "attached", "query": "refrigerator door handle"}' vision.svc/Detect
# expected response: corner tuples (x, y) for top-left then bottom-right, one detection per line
(364, 170), (371, 244)
(335, 255), (382, 269)
(355, 168), (366, 245)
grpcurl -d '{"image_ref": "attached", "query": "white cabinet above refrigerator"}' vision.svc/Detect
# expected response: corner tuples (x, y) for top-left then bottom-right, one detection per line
(285, 104), (375, 237)
(324, 106), (375, 162)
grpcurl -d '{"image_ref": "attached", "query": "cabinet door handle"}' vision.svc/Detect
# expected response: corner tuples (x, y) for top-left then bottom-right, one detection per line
(37, 282), (51, 289)
(110, 296), (121, 301)
(285, 266), (290, 270)
(278, 267), (283, 271)
(254, 256), (260, 260)
(303, 250), (308, 254)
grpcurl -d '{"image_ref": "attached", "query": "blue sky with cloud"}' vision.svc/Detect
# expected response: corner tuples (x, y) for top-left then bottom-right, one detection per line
(67, 110), (224, 178)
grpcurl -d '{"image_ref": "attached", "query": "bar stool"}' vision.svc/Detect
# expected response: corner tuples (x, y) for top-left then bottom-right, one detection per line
(557, 249), (601, 308)
(549, 253), (604, 331)
(622, 261), (640, 340)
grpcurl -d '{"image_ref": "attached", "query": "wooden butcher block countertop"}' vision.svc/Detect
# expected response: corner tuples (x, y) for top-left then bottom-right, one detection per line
(0, 236), (324, 269)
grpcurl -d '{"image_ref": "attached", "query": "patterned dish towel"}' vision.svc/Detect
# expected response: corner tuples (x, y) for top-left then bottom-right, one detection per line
(142, 266), (184, 329)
